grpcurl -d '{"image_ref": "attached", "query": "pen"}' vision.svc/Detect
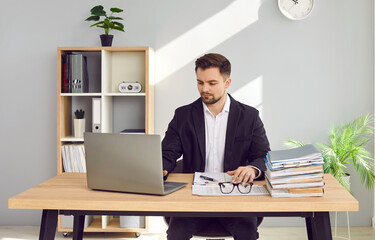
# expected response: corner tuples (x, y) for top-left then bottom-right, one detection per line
(200, 175), (218, 182)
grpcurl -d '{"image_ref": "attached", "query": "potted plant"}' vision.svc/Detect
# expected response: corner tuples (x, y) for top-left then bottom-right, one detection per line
(85, 5), (125, 47)
(74, 109), (85, 138)
(285, 113), (375, 193)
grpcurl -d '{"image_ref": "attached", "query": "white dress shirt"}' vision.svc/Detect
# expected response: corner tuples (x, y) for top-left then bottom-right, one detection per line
(203, 94), (261, 178)
(203, 95), (231, 172)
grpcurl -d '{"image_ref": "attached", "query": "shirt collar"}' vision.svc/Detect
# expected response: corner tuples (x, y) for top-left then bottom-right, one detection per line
(202, 94), (231, 115)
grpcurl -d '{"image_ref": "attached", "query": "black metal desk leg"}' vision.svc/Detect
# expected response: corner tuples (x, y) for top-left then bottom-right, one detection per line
(72, 215), (85, 240)
(305, 217), (315, 240)
(39, 210), (58, 240)
(312, 212), (332, 240)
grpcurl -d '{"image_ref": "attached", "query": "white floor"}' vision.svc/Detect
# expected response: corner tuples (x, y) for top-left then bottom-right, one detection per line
(1, 217), (375, 240)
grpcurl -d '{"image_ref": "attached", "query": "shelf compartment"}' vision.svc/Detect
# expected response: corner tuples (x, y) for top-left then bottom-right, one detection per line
(112, 96), (146, 134)
(59, 96), (100, 139)
(102, 50), (146, 94)
(60, 50), (102, 94)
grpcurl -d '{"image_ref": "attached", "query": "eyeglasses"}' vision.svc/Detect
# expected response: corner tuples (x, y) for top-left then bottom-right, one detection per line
(218, 182), (253, 194)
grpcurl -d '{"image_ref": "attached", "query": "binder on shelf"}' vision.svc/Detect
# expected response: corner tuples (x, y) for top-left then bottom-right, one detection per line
(92, 98), (101, 133)
(61, 53), (89, 93)
(70, 54), (89, 93)
(61, 54), (70, 93)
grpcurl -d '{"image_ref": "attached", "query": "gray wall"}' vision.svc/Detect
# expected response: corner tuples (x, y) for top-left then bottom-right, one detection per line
(0, 0), (373, 227)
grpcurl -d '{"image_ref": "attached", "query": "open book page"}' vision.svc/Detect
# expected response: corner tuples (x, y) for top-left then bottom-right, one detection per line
(192, 172), (269, 196)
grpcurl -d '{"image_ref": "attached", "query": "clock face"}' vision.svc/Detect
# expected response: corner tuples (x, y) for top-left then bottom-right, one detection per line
(278, 0), (314, 20)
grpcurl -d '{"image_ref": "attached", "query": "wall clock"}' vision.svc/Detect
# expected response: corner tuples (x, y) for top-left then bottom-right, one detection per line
(278, 0), (314, 20)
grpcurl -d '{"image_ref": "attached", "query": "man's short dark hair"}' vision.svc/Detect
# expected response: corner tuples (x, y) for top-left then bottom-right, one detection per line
(195, 53), (231, 78)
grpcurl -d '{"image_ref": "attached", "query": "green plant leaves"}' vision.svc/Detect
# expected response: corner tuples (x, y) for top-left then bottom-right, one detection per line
(112, 26), (125, 32)
(284, 113), (375, 191)
(74, 109), (85, 119)
(90, 21), (105, 28)
(90, 5), (106, 16)
(113, 22), (124, 28)
(284, 139), (307, 148)
(86, 5), (125, 34)
(110, 8), (123, 13)
(109, 17), (124, 20)
(85, 16), (100, 21)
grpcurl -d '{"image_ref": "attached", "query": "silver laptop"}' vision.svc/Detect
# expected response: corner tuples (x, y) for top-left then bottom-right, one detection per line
(84, 132), (187, 195)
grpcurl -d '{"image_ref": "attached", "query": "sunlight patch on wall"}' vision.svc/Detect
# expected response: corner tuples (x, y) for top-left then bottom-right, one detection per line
(155, 0), (262, 84)
(231, 76), (263, 117)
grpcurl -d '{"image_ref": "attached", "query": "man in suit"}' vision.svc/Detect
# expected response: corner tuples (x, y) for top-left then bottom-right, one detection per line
(162, 53), (270, 240)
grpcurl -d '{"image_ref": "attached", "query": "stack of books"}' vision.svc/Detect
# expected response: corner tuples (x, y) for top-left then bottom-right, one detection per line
(264, 144), (325, 197)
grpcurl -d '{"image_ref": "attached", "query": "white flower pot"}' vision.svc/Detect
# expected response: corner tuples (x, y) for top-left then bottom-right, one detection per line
(74, 119), (85, 138)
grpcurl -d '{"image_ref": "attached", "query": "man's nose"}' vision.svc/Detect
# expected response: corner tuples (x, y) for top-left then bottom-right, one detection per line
(202, 84), (209, 92)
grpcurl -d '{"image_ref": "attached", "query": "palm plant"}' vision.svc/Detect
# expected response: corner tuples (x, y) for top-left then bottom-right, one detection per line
(285, 113), (375, 192)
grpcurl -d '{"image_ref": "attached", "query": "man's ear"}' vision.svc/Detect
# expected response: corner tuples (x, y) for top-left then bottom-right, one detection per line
(225, 77), (231, 89)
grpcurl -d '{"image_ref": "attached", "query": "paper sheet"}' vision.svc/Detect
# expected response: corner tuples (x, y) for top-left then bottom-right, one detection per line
(192, 184), (269, 196)
(192, 172), (269, 196)
(193, 172), (233, 185)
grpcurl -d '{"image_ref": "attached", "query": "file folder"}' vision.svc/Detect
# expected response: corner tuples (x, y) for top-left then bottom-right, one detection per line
(92, 98), (101, 133)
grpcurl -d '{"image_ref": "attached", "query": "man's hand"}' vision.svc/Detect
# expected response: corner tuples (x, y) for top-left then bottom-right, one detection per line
(163, 170), (168, 176)
(227, 166), (258, 183)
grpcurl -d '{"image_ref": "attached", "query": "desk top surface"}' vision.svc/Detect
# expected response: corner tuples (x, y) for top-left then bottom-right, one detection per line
(8, 173), (358, 212)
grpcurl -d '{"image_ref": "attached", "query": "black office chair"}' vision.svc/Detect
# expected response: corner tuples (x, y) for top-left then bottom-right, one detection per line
(164, 160), (263, 240)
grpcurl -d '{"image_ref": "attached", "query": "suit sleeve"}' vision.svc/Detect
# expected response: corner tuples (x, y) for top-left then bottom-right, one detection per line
(247, 113), (270, 179)
(162, 111), (183, 173)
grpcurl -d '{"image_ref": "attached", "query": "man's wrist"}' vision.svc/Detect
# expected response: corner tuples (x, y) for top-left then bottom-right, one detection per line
(248, 165), (262, 179)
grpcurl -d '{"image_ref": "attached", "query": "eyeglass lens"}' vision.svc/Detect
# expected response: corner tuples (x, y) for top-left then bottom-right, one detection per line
(219, 182), (253, 194)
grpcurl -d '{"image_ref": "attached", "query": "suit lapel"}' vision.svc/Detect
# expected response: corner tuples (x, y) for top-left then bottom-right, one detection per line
(192, 99), (206, 171)
(224, 95), (240, 171)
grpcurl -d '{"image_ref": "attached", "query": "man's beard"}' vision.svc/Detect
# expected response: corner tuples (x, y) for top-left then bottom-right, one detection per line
(200, 92), (222, 105)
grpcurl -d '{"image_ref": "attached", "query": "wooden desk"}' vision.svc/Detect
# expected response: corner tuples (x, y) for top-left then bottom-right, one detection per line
(9, 173), (358, 240)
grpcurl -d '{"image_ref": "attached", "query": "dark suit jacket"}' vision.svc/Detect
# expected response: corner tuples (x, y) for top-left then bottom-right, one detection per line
(162, 94), (270, 178)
